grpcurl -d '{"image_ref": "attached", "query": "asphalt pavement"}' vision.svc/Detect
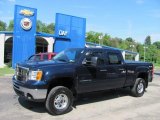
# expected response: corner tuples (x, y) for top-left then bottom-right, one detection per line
(0, 70), (160, 120)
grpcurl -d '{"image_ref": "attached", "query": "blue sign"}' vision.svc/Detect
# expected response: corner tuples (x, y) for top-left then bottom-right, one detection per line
(54, 13), (86, 53)
(12, 5), (37, 68)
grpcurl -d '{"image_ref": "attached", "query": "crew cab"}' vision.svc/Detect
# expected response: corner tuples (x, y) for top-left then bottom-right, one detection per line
(12, 48), (153, 115)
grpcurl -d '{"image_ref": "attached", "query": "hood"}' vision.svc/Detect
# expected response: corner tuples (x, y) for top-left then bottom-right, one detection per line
(17, 60), (67, 70)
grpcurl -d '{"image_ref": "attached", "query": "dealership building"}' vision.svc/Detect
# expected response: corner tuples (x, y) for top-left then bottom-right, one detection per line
(0, 5), (86, 68)
(0, 5), (139, 68)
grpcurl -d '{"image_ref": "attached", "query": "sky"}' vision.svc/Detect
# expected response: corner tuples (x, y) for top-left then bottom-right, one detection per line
(0, 0), (160, 43)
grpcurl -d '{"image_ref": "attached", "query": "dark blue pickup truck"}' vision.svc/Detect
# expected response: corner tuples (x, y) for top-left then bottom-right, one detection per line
(12, 47), (153, 115)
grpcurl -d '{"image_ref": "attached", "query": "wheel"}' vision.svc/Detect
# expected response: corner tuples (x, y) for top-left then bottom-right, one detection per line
(45, 86), (73, 115)
(131, 78), (146, 97)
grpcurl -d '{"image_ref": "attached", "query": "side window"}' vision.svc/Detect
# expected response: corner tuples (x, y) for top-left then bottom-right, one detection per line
(108, 53), (121, 65)
(85, 51), (105, 66)
(35, 55), (41, 61)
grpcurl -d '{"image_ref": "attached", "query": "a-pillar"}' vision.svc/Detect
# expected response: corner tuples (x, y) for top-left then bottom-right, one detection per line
(122, 51), (126, 60)
(0, 34), (5, 68)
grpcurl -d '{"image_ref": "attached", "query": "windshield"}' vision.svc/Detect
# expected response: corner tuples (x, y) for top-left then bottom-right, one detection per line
(28, 55), (41, 61)
(53, 48), (84, 63)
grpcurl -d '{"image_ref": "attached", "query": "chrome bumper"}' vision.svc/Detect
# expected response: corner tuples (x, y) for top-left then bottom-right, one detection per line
(13, 80), (47, 101)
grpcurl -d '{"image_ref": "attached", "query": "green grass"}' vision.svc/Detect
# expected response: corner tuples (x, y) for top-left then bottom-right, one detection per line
(0, 67), (15, 76)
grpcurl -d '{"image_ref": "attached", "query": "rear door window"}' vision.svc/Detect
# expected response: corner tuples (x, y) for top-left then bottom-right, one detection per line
(108, 53), (122, 65)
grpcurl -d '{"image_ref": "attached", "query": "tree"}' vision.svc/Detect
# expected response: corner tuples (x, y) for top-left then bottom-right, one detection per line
(144, 35), (151, 45)
(0, 20), (6, 31)
(7, 20), (14, 31)
(119, 41), (128, 49)
(126, 37), (134, 42)
(109, 37), (121, 48)
(86, 31), (100, 44)
(145, 45), (157, 62)
(36, 20), (44, 32)
(153, 41), (160, 49)
(36, 20), (54, 33)
(136, 43), (144, 60)
(157, 50), (160, 64)
(47, 23), (55, 34)
(102, 33), (110, 46)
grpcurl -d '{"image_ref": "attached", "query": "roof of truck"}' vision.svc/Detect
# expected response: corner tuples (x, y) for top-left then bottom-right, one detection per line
(86, 42), (138, 55)
(84, 47), (121, 52)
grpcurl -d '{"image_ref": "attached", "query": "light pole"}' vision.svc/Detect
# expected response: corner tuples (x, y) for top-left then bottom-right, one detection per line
(130, 45), (135, 60)
(143, 46), (148, 62)
(98, 35), (104, 45)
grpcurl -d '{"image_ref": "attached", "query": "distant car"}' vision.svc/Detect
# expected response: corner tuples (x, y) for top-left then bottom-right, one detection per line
(28, 52), (56, 61)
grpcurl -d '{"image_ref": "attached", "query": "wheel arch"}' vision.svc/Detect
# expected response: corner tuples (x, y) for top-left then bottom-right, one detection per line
(47, 77), (77, 97)
(136, 72), (148, 88)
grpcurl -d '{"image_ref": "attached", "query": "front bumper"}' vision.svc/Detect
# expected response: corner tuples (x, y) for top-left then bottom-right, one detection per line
(13, 76), (47, 102)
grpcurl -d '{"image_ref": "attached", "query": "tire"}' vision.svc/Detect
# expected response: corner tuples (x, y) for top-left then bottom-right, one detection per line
(45, 86), (73, 115)
(131, 78), (146, 97)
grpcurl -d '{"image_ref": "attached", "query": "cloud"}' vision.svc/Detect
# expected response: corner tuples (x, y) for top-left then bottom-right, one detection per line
(136, 0), (144, 4)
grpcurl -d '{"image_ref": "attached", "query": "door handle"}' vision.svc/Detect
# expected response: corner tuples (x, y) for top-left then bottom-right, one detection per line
(119, 69), (125, 71)
(119, 69), (126, 73)
(100, 69), (107, 72)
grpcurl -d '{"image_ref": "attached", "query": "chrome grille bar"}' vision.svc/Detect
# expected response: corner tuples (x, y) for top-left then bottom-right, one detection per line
(16, 66), (29, 81)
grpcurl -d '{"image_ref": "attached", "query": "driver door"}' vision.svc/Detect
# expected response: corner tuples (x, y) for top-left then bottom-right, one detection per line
(77, 49), (107, 93)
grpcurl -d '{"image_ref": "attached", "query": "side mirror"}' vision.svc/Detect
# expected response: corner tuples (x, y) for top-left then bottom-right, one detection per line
(90, 57), (98, 66)
(82, 58), (91, 65)
(82, 57), (98, 67)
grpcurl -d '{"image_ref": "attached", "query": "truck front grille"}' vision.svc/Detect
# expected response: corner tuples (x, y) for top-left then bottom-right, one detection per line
(16, 66), (29, 81)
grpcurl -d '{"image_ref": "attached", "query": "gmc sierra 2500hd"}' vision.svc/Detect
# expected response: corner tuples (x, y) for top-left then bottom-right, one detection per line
(12, 47), (153, 115)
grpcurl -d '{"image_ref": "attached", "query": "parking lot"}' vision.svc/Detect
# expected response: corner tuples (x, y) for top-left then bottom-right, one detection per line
(0, 70), (160, 120)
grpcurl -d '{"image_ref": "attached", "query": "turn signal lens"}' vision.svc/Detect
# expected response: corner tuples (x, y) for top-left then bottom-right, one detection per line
(36, 71), (43, 81)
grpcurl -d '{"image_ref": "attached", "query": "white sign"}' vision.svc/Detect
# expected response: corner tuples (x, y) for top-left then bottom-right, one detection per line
(20, 18), (32, 30)
(59, 30), (68, 36)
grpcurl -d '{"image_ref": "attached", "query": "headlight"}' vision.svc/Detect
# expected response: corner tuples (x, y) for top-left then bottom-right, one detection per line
(29, 70), (43, 81)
